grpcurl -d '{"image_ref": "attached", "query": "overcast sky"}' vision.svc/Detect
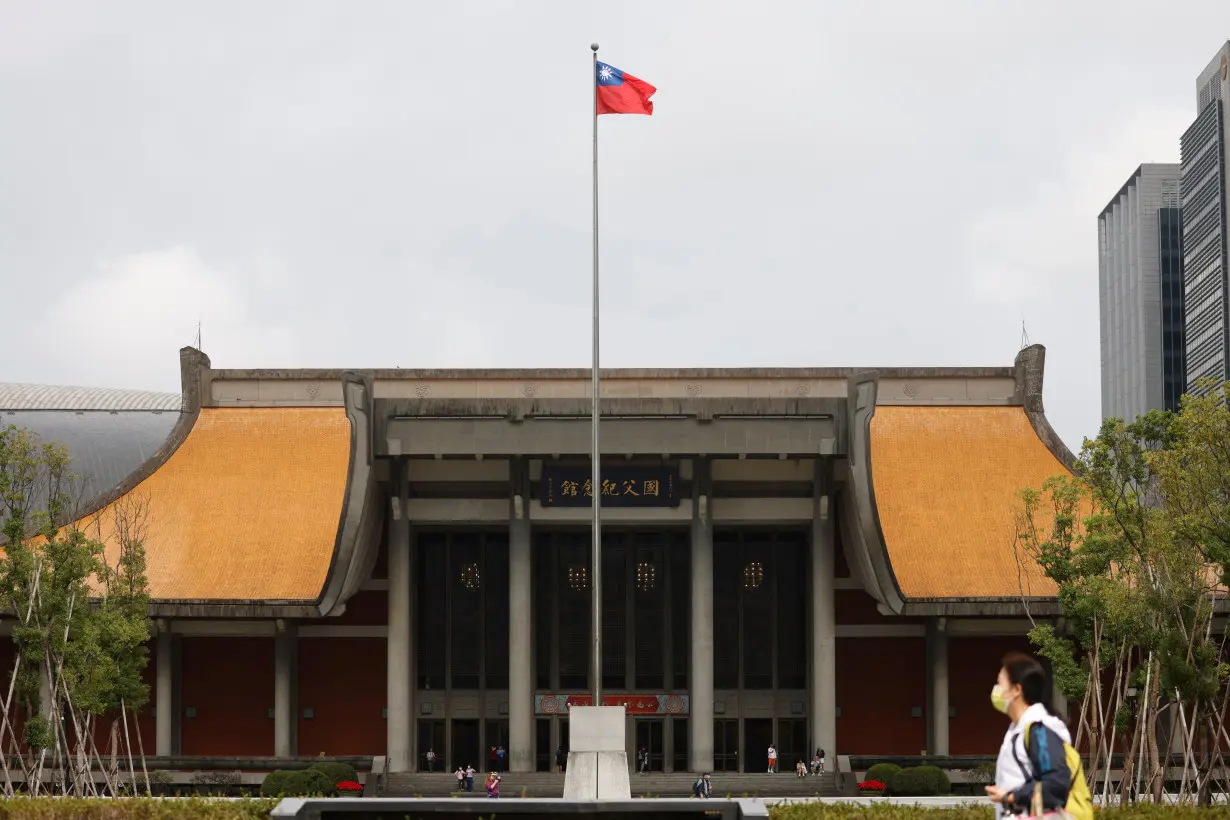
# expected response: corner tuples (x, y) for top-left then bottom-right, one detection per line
(0, 1), (1218, 448)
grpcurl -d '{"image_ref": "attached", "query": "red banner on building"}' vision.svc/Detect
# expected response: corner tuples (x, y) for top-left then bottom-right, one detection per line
(534, 694), (689, 715)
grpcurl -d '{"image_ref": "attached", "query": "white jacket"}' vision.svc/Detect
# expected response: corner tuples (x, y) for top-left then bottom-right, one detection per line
(993, 702), (1072, 818)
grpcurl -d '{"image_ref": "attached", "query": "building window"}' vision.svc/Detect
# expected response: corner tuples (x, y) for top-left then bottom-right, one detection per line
(636, 561), (657, 592)
(714, 529), (810, 691)
(414, 531), (508, 690)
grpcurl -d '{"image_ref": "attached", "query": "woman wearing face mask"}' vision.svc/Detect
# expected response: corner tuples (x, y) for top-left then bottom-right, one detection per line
(984, 652), (1072, 817)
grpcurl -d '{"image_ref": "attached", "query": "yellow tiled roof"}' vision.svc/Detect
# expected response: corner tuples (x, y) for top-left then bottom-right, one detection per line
(870, 406), (1067, 600)
(77, 407), (351, 601)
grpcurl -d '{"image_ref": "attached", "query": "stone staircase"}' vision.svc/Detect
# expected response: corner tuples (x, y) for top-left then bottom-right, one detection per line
(382, 771), (842, 798)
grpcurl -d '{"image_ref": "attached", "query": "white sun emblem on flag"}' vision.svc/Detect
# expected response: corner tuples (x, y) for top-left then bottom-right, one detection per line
(598, 66), (613, 82)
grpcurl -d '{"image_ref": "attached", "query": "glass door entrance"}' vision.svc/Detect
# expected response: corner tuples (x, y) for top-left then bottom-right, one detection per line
(418, 719), (445, 772)
(714, 719), (739, 772)
(634, 719), (665, 772)
(744, 718), (773, 773)
(451, 719), (480, 772)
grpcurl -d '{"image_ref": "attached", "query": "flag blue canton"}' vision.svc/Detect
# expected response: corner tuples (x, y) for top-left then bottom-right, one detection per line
(596, 62), (626, 86)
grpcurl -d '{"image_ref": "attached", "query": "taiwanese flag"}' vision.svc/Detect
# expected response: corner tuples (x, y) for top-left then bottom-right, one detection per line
(596, 61), (655, 115)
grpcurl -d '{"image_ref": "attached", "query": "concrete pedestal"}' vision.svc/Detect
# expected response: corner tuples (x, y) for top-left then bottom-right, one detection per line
(562, 706), (631, 800)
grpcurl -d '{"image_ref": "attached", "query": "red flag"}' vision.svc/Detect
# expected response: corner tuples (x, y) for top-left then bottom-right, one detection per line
(596, 61), (655, 116)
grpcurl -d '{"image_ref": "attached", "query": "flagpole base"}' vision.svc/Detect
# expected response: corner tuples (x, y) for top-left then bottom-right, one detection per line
(561, 705), (630, 800)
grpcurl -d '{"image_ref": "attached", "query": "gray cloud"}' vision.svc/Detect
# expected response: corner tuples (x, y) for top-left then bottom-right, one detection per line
(0, 0), (1222, 449)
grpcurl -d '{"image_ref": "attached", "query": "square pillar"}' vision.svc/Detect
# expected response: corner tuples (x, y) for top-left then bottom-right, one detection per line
(274, 620), (298, 758)
(925, 617), (949, 756)
(689, 459), (714, 772)
(387, 458), (415, 772)
(508, 460), (534, 772)
(155, 625), (174, 757)
(810, 461), (837, 758)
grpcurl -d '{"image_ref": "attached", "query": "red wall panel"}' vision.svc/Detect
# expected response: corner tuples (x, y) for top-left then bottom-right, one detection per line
(835, 590), (926, 625)
(180, 637), (274, 756)
(297, 638), (386, 756)
(835, 636), (926, 754)
(330, 592), (388, 626)
(948, 635), (1032, 754)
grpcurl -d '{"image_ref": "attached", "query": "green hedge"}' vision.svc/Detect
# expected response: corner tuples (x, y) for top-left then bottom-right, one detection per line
(863, 763), (901, 785)
(0, 798), (276, 819)
(307, 761), (358, 786)
(770, 803), (1230, 820)
(258, 767), (334, 798)
(886, 765), (950, 796)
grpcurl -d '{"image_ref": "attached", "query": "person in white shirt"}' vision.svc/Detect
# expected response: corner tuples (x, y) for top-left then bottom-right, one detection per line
(766, 744), (777, 774)
(984, 651), (1073, 818)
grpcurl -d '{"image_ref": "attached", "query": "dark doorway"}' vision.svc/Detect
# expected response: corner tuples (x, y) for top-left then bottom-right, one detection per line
(744, 718), (773, 773)
(485, 719), (509, 771)
(559, 718), (570, 755)
(777, 718), (808, 772)
(714, 719), (739, 772)
(418, 719), (445, 772)
(535, 719), (551, 772)
(451, 719), (480, 771)
(634, 719), (665, 772)
(671, 718), (689, 773)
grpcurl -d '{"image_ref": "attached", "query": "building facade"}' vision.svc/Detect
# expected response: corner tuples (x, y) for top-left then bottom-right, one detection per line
(1098, 163), (1184, 420)
(1, 345), (1075, 773)
(1183, 43), (1230, 394)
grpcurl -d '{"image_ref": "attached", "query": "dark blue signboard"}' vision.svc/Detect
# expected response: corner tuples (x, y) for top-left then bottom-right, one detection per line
(540, 466), (680, 508)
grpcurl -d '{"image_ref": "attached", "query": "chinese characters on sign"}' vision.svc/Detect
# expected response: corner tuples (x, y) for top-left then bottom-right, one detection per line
(540, 466), (680, 508)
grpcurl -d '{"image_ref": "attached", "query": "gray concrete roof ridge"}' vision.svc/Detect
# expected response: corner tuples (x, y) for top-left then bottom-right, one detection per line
(208, 365), (1018, 380)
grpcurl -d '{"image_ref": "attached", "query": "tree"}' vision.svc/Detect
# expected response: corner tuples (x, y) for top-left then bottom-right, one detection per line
(1015, 408), (1225, 805)
(0, 425), (153, 796)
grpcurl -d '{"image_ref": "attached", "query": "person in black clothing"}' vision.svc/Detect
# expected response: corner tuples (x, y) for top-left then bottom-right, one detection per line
(555, 746), (566, 773)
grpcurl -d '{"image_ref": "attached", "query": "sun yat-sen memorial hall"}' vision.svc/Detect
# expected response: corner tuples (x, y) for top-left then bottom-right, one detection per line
(0, 344), (1074, 774)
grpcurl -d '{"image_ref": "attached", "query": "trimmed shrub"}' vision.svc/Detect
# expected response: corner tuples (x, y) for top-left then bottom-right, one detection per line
(863, 763), (901, 786)
(260, 767), (335, 797)
(886, 765), (950, 797)
(770, 806), (1230, 819)
(0, 797), (277, 819)
(915, 765), (951, 795)
(308, 761), (358, 787)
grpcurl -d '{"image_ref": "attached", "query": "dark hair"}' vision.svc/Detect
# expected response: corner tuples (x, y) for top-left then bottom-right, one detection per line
(1001, 651), (1053, 713)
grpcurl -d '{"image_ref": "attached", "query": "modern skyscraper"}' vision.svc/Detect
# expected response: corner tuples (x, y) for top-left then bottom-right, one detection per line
(1098, 164), (1184, 421)
(1182, 43), (1230, 394)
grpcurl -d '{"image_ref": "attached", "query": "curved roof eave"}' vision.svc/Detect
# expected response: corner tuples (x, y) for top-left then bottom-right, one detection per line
(57, 350), (378, 617)
(843, 344), (1074, 614)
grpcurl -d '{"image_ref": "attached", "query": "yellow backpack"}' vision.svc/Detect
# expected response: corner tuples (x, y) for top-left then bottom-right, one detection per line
(1020, 720), (1093, 820)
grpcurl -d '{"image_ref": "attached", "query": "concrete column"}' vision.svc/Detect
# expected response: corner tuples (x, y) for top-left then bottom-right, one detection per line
(387, 458), (415, 772)
(155, 627), (174, 757)
(508, 460), (534, 773)
(810, 461), (837, 759)
(274, 621), (298, 758)
(925, 617), (949, 755)
(689, 459), (714, 772)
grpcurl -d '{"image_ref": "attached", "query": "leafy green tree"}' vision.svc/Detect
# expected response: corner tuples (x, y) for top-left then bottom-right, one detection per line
(0, 425), (153, 796)
(1015, 410), (1220, 805)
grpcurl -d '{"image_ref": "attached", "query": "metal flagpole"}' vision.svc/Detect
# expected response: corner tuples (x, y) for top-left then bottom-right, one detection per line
(589, 42), (603, 706)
